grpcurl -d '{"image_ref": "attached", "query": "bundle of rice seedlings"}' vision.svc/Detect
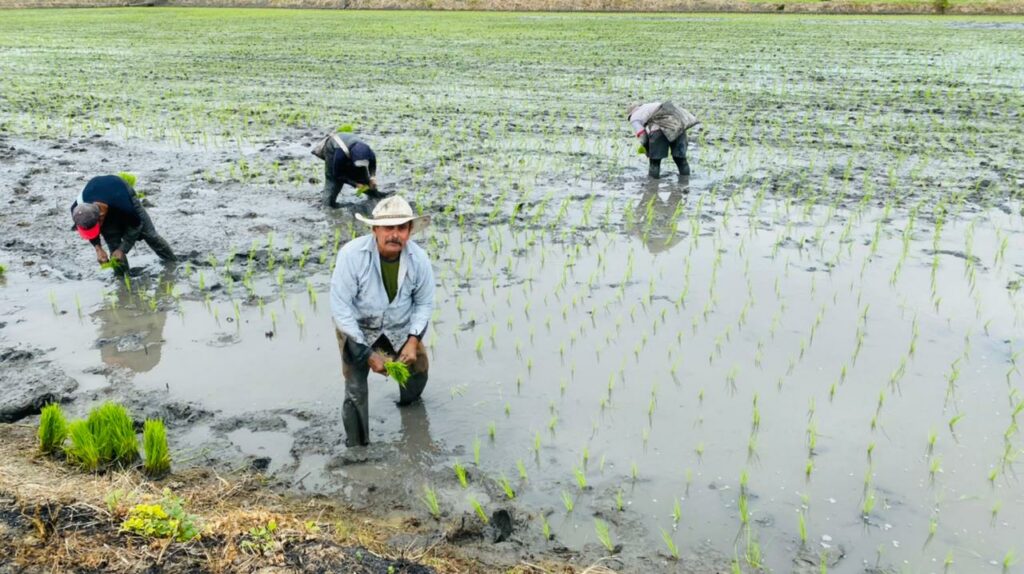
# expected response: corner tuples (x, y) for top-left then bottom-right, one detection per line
(385, 361), (411, 388)
(66, 420), (100, 472)
(87, 402), (138, 466)
(37, 403), (68, 454)
(143, 419), (171, 478)
(117, 172), (137, 188)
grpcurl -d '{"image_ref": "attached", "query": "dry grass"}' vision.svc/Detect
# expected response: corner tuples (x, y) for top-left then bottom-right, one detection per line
(0, 423), (587, 573)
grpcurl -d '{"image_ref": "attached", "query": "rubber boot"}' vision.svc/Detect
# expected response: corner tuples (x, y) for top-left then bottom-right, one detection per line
(342, 398), (367, 447)
(648, 159), (662, 179)
(674, 156), (691, 176)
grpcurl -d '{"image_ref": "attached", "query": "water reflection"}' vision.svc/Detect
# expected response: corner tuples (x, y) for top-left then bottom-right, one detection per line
(92, 268), (176, 373)
(632, 178), (689, 254)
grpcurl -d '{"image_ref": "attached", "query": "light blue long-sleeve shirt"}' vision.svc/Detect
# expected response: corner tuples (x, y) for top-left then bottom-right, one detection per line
(330, 234), (435, 352)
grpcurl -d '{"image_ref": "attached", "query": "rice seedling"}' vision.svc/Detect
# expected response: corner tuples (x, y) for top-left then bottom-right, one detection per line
(573, 466), (587, 490)
(453, 460), (468, 488)
(496, 474), (515, 499)
(798, 511), (807, 545)
(142, 419), (171, 478)
(472, 437), (481, 465)
(422, 485), (441, 519)
(86, 402), (138, 466)
(37, 403), (68, 455)
(384, 361), (410, 388)
(661, 528), (679, 560)
(516, 459), (528, 481)
(467, 495), (488, 524)
(594, 518), (614, 553)
(561, 490), (574, 513)
(540, 513), (552, 540)
(65, 420), (100, 472)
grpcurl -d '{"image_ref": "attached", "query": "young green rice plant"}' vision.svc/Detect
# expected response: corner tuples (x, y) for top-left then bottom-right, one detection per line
(516, 459), (528, 481)
(65, 420), (100, 472)
(142, 419), (171, 478)
(384, 361), (410, 388)
(594, 518), (614, 553)
(561, 490), (574, 513)
(37, 403), (68, 455)
(422, 485), (441, 519)
(615, 489), (624, 512)
(472, 437), (481, 466)
(453, 460), (468, 488)
(573, 466), (587, 490)
(488, 421), (496, 440)
(661, 528), (679, 560)
(540, 513), (552, 540)
(468, 495), (488, 525)
(673, 498), (682, 524)
(86, 402), (138, 466)
(862, 489), (876, 519)
(496, 474), (515, 499)
(798, 511), (808, 545)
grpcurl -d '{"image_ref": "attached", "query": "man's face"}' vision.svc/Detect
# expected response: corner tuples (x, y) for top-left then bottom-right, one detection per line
(373, 223), (412, 259)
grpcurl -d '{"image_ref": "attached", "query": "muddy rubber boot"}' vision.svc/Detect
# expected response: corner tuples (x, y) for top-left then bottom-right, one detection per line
(648, 159), (662, 179)
(322, 178), (341, 208)
(674, 156), (691, 176)
(342, 399), (367, 447)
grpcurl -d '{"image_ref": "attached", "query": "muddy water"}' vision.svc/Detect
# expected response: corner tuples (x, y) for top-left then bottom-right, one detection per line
(3, 173), (1021, 572)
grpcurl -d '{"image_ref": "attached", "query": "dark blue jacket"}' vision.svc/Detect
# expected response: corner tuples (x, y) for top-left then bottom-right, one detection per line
(70, 175), (143, 246)
(331, 134), (376, 186)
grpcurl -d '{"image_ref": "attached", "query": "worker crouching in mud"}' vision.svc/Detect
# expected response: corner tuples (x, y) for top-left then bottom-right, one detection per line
(314, 132), (382, 208)
(627, 101), (700, 179)
(329, 196), (435, 447)
(70, 174), (176, 272)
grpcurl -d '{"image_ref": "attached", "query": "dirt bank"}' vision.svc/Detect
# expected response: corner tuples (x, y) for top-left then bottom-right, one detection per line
(0, 423), (593, 574)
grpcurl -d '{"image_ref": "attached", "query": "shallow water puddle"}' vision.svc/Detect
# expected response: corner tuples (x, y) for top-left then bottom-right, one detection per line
(3, 187), (1022, 572)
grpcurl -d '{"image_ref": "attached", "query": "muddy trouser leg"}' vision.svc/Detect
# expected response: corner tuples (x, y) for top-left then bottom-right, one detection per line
(131, 196), (176, 262)
(397, 342), (430, 406)
(336, 329), (370, 446)
(322, 141), (344, 208)
(646, 130), (670, 179)
(671, 132), (690, 175)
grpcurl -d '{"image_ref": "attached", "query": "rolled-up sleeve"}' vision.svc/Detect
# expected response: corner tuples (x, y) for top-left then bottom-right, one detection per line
(330, 249), (367, 347)
(408, 255), (435, 339)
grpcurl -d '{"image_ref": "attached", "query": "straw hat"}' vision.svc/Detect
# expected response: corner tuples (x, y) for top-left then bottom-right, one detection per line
(355, 196), (431, 234)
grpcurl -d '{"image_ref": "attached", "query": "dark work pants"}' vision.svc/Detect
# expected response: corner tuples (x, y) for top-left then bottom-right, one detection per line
(646, 130), (689, 178)
(322, 139), (345, 208)
(335, 329), (429, 447)
(101, 194), (176, 269)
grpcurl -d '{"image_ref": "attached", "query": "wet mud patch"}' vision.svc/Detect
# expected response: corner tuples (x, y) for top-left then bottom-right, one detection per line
(0, 346), (78, 423)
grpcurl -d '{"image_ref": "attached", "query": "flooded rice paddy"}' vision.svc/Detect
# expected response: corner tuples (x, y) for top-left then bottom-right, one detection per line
(2, 8), (1023, 573)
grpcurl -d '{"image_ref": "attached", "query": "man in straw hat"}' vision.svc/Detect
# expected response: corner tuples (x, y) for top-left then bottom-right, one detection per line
(330, 196), (434, 446)
(70, 174), (176, 271)
(626, 101), (700, 179)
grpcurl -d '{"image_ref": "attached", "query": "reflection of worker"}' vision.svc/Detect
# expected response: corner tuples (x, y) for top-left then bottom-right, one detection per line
(396, 401), (440, 465)
(70, 175), (176, 271)
(316, 132), (380, 208)
(94, 270), (175, 373)
(632, 181), (689, 254)
(627, 102), (699, 179)
(330, 196), (435, 447)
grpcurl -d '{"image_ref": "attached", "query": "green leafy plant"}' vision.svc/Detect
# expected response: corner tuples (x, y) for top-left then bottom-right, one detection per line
(86, 402), (138, 466)
(661, 528), (679, 560)
(496, 474), (516, 499)
(37, 403), (68, 454)
(121, 489), (202, 542)
(143, 419), (171, 478)
(239, 519), (278, 555)
(384, 361), (410, 388)
(65, 420), (100, 472)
